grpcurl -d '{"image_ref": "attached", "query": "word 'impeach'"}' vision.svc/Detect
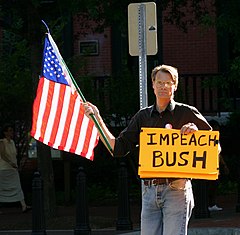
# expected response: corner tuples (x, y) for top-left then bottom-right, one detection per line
(138, 128), (220, 180)
(147, 131), (218, 147)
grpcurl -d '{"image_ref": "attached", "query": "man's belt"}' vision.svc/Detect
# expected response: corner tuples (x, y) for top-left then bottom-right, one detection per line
(143, 178), (183, 187)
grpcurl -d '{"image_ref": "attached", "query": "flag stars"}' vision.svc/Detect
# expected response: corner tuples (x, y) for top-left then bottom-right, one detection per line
(42, 37), (68, 84)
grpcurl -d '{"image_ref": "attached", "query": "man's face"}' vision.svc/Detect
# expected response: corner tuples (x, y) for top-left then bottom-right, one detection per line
(152, 71), (176, 99)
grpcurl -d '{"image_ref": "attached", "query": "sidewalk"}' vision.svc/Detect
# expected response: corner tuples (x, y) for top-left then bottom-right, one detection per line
(0, 194), (240, 234)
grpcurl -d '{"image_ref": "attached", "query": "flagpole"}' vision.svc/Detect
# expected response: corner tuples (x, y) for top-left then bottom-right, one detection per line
(62, 60), (114, 156)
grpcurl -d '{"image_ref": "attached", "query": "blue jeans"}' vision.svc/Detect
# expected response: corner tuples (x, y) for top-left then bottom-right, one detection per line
(141, 179), (194, 235)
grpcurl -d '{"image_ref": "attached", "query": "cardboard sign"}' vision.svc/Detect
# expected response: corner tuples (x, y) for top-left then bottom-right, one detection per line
(138, 128), (219, 180)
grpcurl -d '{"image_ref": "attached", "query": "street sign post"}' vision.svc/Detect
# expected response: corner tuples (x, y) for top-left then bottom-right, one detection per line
(128, 2), (158, 56)
(128, 2), (157, 109)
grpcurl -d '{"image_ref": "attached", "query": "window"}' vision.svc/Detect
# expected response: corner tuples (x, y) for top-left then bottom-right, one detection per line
(79, 40), (99, 56)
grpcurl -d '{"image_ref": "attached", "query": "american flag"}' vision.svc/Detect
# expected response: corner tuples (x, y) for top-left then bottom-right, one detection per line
(31, 33), (99, 160)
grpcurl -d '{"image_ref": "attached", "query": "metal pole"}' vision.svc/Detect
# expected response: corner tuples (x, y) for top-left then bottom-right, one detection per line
(74, 167), (91, 235)
(31, 171), (46, 235)
(116, 161), (133, 230)
(138, 4), (148, 109)
(193, 180), (209, 218)
(236, 172), (240, 212)
(138, 6), (148, 233)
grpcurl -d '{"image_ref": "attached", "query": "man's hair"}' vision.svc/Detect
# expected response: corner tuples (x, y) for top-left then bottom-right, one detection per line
(151, 64), (179, 87)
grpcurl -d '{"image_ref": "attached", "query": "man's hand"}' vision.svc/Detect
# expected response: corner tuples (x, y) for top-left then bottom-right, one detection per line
(180, 123), (198, 134)
(83, 102), (99, 118)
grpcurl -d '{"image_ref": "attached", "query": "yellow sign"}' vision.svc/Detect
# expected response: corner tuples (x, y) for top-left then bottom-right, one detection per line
(138, 128), (219, 180)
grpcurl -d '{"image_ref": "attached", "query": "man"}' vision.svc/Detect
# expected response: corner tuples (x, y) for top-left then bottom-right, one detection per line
(84, 64), (212, 235)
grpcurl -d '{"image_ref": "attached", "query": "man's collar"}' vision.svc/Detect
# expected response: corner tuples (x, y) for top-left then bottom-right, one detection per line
(150, 100), (176, 116)
(168, 100), (176, 111)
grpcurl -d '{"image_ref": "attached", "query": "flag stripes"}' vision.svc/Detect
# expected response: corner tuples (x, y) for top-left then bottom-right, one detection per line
(31, 77), (98, 160)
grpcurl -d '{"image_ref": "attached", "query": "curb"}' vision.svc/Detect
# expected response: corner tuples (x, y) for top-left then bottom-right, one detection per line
(188, 227), (240, 235)
(0, 228), (240, 235)
(122, 228), (240, 235)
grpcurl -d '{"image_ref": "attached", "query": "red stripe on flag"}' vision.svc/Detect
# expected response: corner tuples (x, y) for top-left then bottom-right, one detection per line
(39, 80), (55, 142)
(81, 121), (95, 156)
(48, 85), (66, 146)
(69, 103), (85, 152)
(31, 77), (45, 137)
(58, 92), (78, 150)
(88, 136), (99, 161)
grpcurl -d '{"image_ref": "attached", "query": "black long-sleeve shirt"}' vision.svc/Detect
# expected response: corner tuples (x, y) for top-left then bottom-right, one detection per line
(113, 100), (212, 157)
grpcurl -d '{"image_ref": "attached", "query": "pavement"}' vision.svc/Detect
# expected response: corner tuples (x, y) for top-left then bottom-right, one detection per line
(0, 193), (240, 235)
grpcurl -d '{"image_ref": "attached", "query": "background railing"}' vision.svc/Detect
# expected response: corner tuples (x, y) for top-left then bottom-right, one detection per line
(179, 74), (219, 115)
(179, 73), (240, 115)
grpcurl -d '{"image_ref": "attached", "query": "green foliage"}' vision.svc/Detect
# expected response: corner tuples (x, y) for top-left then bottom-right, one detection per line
(201, 74), (230, 110)
(216, 0), (240, 53)
(229, 57), (240, 84)
(0, 0), (82, 126)
(0, 19), (33, 124)
(108, 68), (139, 116)
(87, 184), (118, 206)
(225, 111), (240, 135)
(218, 180), (238, 195)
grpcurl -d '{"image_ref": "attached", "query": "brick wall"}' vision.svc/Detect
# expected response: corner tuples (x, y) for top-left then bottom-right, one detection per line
(163, 22), (219, 111)
(163, 22), (218, 75)
(161, 2), (219, 113)
(73, 16), (112, 77)
(162, 1), (218, 75)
